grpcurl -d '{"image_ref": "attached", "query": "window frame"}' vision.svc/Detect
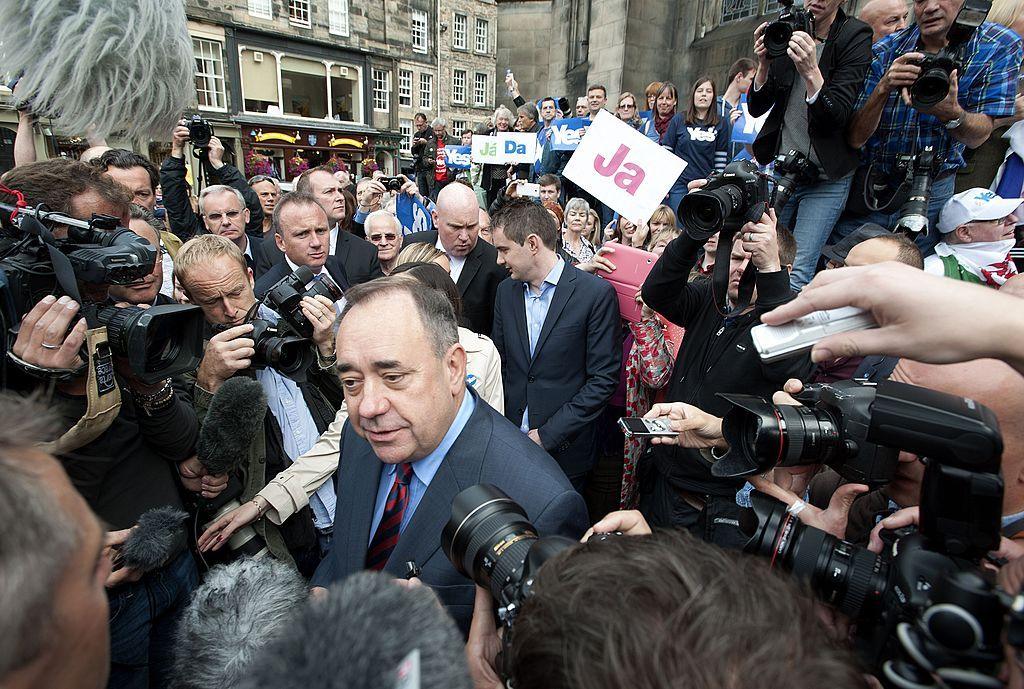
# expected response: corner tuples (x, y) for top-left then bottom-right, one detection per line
(372, 68), (392, 113)
(473, 72), (487, 108)
(453, 13), (468, 50)
(398, 69), (413, 108)
(452, 69), (466, 105)
(419, 72), (433, 109)
(192, 37), (227, 112)
(247, 0), (272, 20)
(328, 0), (350, 36)
(412, 9), (429, 54)
(474, 18), (489, 54)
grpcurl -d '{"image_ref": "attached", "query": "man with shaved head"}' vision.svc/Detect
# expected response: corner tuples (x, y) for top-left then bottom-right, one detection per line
(858, 0), (908, 42)
(404, 183), (507, 334)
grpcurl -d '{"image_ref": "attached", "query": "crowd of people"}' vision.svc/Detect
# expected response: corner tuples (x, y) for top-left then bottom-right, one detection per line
(2, 0), (1024, 688)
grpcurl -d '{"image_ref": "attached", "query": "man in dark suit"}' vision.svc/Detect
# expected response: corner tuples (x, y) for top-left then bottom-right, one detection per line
(196, 185), (267, 276)
(310, 278), (587, 633)
(405, 183), (507, 335)
(256, 166), (382, 285)
(490, 198), (620, 489)
(254, 192), (352, 298)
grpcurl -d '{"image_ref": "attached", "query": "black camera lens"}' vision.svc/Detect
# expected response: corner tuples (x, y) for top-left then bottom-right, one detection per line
(680, 185), (740, 240)
(743, 491), (887, 619)
(764, 21), (794, 59)
(248, 319), (314, 379)
(911, 68), (951, 108)
(97, 303), (205, 384)
(443, 484), (539, 598)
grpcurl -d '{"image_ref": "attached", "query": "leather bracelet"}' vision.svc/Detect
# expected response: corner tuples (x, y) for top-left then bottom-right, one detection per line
(132, 379), (174, 415)
(316, 349), (338, 371)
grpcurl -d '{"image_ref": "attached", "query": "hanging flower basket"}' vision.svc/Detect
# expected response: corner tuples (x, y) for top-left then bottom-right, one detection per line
(244, 150), (276, 179)
(287, 153), (310, 179)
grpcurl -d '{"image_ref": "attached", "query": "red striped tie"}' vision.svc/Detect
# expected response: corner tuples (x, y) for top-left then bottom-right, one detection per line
(366, 463), (414, 571)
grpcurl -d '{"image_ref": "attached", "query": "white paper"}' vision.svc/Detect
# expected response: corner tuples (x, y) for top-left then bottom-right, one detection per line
(471, 132), (538, 165)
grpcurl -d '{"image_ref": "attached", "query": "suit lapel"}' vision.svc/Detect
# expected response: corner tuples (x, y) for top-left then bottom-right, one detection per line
(531, 265), (576, 361)
(456, 243), (483, 295)
(512, 282), (530, 361)
(335, 429), (382, 574)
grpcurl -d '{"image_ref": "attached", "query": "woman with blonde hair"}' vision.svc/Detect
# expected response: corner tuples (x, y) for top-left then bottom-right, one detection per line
(395, 242), (451, 273)
(585, 208), (602, 245)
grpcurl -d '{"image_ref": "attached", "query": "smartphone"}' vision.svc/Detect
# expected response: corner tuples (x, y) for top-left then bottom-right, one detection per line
(518, 182), (540, 198)
(618, 417), (676, 438)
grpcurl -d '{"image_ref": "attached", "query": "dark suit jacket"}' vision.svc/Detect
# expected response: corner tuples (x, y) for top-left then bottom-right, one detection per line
(245, 234), (267, 279)
(310, 389), (588, 633)
(747, 8), (872, 180)
(253, 255), (352, 299)
(256, 228), (382, 286)
(405, 230), (507, 335)
(491, 262), (621, 478)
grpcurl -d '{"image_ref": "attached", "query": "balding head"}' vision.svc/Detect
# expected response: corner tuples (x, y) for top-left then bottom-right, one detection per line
(432, 184), (481, 257)
(891, 358), (1024, 513)
(859, 0), (909, 42)
(845, 235), (923, 268)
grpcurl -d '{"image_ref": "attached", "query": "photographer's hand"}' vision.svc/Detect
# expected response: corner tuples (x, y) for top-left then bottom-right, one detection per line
(879, 52), (923, 103)
(206, 137), (226, 170)
(916, 68), (964, 122)
(867, 506), (919, 554)
(302, 295), (338, 357)
(198, 498), (263, 552)
(789, 32), (823, 95)
(741, 207), (782, 272)
(753, 22), (770, 86)
(643, 402), (727, 449)
(13, 295), (87, 370)
(195, 323), (255, 394)
(170, 120), (190, 159)
(751, 475), (868, 540)
(583, 510), (652, 541)
(466, 586), (504, 689)
(357, 180), (386, 212)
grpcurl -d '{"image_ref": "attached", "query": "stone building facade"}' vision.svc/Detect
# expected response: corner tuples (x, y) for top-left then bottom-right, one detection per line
(437, 0), (500, 136)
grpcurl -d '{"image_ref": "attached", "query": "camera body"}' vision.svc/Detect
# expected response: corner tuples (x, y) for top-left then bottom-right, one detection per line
(186, 114), (213, 149)
(764, 0), (815, 59)
(263, 265), (343, 340)
(246, 318), (314, 381)
(377, 176), (405, 192)
(772, 149), (820, 213)
(679, 159), (771, 241)
(908, 0), (989, 109)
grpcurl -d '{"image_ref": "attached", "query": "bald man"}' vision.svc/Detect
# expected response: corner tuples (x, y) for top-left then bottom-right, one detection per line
(404, 184), (508, 334)
(858, 0), (908, 42)
(843, 234), (923, 268)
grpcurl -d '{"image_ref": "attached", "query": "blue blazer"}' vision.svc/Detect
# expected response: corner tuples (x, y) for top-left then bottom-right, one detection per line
(310, 388), (588, 634)
(491, 262), (621, 478)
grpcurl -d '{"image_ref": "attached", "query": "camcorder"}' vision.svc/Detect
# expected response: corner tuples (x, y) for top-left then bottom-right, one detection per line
(726, 379), (1018, 685)
(0, 202), (204, 383)
(909, 0), (989, 109)
(215, 265), (342, 381)
(764, 0), (815, 59)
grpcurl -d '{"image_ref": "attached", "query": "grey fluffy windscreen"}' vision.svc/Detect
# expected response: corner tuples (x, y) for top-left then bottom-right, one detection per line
(0, 0), (194, 139)
(120, 506), (188, 572)
(197, 377), (268, 476)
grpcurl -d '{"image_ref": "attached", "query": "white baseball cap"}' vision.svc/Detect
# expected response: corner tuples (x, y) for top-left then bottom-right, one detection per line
(937, 188), (1023, 233)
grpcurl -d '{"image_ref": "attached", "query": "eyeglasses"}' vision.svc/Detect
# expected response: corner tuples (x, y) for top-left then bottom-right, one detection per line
(619, 103), (636, 109)
(369, 233), (398, 243)
(205, 209), (242, 222)
(970, 215), (1016, 226)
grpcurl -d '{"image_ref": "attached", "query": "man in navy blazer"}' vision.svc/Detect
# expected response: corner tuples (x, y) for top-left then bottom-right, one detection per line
(310, 277), (587, 633)
(490, 198), (620, 488)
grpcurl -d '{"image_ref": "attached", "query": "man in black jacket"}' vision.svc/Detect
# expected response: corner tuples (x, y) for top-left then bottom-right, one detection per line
(416, 118), (461, 201)
(747, 0), (872, 288)
(405, 183), (507, 335)
(256, 167), (382, 285)
(639, 211), (813, 548)
(410, 112), (431, 198)
(159, 118), (264, 241)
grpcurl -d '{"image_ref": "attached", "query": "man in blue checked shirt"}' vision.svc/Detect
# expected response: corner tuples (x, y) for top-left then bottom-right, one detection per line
(837, 0), (1022, 252)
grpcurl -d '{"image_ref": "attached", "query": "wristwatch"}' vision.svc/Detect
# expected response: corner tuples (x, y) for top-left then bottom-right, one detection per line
(944, 114), (964, 130)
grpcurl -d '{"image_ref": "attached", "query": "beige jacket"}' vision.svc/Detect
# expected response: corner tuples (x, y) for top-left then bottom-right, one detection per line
(259, 327), (504, 524)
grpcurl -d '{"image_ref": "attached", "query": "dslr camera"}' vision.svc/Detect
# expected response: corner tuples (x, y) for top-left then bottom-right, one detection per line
(186, 114), (213, 149)
(764, 0), (815, 59)
(909, 0), (989, 109)
(771, 149), (820, 213)
(0, 204), (204, 383)
(679, 159), (771, 242)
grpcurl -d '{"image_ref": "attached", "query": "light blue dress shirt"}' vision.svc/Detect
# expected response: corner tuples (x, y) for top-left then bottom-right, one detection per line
(520, 257), (564, 432)
(254, 306), (337, 530)
(367, 390), (477, 546)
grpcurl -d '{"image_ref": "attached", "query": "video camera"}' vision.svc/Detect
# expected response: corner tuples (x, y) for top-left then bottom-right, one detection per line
(0, 202), (204, 383)
(764, 0), (815, 59)
(909, 0), (989, 110)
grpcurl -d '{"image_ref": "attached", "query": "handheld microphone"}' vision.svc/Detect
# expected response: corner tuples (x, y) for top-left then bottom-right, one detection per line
(117, 506), (188, 573)
(173, 557), (307, 689)
(196, 377), (269, 557)
(239, 572), (471, 689)
(0, 0), (194, 140)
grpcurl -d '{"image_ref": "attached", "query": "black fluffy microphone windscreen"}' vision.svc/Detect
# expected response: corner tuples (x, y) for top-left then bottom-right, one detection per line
(119, 506), (188, 573)
(238, 572), (472, 689)
(0, 0), (193, 140)
(173, 557), (308, 689)
(196, 377), (267, 477)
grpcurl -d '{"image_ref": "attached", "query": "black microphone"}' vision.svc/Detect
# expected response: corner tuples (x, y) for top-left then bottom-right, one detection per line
(173, 557), (308, 689)
(238, 572), (471, 689)
(116, 506), (188, 573)
(197, 377), (267, 477)
(196, 377), (269, 558)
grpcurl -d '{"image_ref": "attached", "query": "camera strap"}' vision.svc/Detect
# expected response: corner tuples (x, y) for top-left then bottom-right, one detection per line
(711, 202), (767, 317)
(39, 326), (121, 455)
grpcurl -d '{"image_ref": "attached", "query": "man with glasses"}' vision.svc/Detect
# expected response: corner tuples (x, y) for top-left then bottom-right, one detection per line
(615, 92), (659, 142)
(924, 188), (1021, 286)
(199, 184), (266, 275)
(366, 210), (404, 275)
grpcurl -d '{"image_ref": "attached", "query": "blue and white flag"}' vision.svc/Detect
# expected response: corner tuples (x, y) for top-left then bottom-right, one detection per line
(395, 193), (433, 235)
(444, 145), (472, 170)
(730, 93), (769, 145)
(548, 117), (590, 151)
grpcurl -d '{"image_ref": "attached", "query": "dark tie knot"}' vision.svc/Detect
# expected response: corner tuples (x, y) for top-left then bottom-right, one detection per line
(396, 462), (414, 486)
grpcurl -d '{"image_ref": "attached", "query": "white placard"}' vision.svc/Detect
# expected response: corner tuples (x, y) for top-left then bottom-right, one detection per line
(563, 110), (687, 225)
(471, 133), (538, 165)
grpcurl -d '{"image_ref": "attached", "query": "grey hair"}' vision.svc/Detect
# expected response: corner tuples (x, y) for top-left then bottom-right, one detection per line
(198, 185), (245, 215)
(339, 277), (458, 358)
(247, 175), (280, 190)
(0, 395), (79, 678)
(430, 116), (447, 128)
(364, 209), (402, 234)
(0, 0), (193, 140)
(517, 102), (539, 122)
(494, 105), (514, 123)
(563, 197), (591, 225)
(129, 203), (165, 235)
(173, 557), (307, 689)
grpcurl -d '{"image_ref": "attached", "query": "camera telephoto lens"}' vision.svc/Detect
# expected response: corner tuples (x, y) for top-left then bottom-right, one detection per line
(764, 21), (794, 59)
(743, 491), (888, 619)
(911, 69), (951, 108)
(680, 186), (740, 241)
(248, 319), (314, 380)
(443, 484), (539, 599)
